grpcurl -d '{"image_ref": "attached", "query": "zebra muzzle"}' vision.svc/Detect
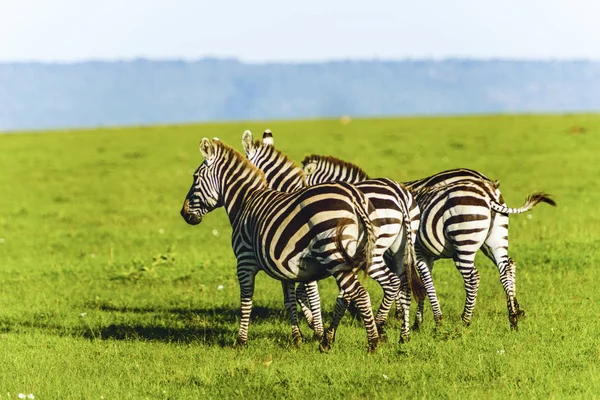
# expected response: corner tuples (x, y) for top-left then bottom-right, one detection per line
(181, 199), (203, 225)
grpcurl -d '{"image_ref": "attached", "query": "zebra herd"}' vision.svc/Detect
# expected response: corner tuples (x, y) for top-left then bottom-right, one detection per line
(180, 130), (555, 353)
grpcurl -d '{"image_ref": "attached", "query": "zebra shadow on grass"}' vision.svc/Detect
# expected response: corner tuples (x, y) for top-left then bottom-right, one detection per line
(74, 303), (299, 348)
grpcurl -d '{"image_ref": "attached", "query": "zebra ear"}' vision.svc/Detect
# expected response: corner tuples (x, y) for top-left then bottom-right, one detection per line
(262, 129), (274, 146)
(199, 138), (215, 160)
(303, 161), (317, 176)
(242, 130), (254, 156)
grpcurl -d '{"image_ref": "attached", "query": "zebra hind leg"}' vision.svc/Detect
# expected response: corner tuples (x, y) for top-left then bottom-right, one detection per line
(415, 255), (443, 328)
(481, 244), (524, 330)
(372, 266), (401, 343)
(324, 271), (380, 353)
(319, 291), (351, 353)
(302, 281), (324, 340)
(456, 264), (481, 326)
(295, 283), (313, 328)
(508, 257), (525, 318)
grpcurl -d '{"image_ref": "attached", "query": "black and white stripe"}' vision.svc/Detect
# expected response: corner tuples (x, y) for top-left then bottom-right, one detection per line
(301, 157), (555, 330)
(243, 130), (425, 343)
(181, 138), (383, 352)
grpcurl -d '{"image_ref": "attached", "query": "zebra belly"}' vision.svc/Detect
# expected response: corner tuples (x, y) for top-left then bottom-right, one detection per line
(257, 250), (333, 282)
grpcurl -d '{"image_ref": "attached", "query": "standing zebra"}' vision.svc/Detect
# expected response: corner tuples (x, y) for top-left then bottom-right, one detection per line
(301, 154), (555, 330)
(242, 130), (425, 344)
(241, 130), (325, 341)
(181, 138), (383, 352)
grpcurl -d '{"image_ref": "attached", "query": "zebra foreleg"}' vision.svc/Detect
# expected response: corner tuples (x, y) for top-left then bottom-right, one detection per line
(235, 268), (258, 347)
(282, 281), (303, 347)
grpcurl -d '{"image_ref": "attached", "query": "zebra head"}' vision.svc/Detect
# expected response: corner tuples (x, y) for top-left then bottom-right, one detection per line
(241, 129), (273, 163)
(181, 138), (223, 225)
(242, 129), (306, 192)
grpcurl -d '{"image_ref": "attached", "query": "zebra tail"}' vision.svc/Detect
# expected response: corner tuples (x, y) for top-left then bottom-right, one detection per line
(490, 192), (556, 215)
(334, 199), (376, 274)
(401, 208), (426, 302)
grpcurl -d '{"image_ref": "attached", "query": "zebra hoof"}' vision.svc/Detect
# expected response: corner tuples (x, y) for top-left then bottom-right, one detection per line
(292, 334), (303, 348)
(319, 341), (331, 353)
(411, 321), (421, 332)
(367, 339), (379, 353)
(324, 328), (336, 346)
(509, 316), (519, 331)
(517, 309), (526, 318)
(398, 333), (410, 344)
(234, 337), (248, 348)
(376, 325), (388, 342)
(461, 314), (472, 327)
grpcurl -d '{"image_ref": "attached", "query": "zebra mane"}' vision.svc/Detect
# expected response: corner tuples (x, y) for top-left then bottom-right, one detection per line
(213, 139), (268, 186)
(301, 154), (371, 180)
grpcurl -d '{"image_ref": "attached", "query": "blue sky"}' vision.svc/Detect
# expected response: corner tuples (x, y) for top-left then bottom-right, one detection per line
(1, 0), (599, 63)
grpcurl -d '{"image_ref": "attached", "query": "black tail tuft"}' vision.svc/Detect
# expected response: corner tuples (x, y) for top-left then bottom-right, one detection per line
(528, 192), (556, 207)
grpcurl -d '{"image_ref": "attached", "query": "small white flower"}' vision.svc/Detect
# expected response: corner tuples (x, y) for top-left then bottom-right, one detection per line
(382, 374), (389, 380)
(80, 312), (87, 317)
(217, 285), (224, 291)
(497, 349), (505, 355)
(18, 394), (26, 399)
(212, 229), (219, 236)
(527, 214), (533, 220)
(90, 253), (96, 258)
(28, 395), (35, 400)
(159, 228), (165, 234)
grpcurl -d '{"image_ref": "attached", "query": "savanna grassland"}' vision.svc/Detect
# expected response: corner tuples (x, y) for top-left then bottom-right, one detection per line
(0, 114), (599, 399)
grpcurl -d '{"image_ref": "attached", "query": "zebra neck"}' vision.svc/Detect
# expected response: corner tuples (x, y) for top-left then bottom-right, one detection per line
(220, 163), (266, 225)
(262, 162), (305, 192)
(253, 152), (305, 193)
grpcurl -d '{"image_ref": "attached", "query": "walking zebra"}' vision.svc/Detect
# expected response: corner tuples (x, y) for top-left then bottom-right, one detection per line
(181, 138), (383, 352)
(242, 130), (425, 344)
(301, 154), (556, 330)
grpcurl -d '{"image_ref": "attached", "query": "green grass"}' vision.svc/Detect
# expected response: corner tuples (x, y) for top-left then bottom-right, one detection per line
(1, 114), (599, 399)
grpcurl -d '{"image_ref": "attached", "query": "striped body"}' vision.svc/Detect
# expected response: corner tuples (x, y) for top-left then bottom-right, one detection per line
(243, 131), (423, 343)
(182, 138), (383, 351)
(302, 156), (555, 330)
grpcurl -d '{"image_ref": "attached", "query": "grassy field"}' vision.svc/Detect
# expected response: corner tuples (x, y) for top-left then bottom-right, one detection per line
(1, 114), (599, 399)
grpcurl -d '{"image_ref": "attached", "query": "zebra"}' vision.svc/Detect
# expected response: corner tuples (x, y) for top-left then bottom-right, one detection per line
(241, 130), (325, 341)
(301, 154), (556, 330)
(242, 130), (425, 344)
(181, 138), (384, 352)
